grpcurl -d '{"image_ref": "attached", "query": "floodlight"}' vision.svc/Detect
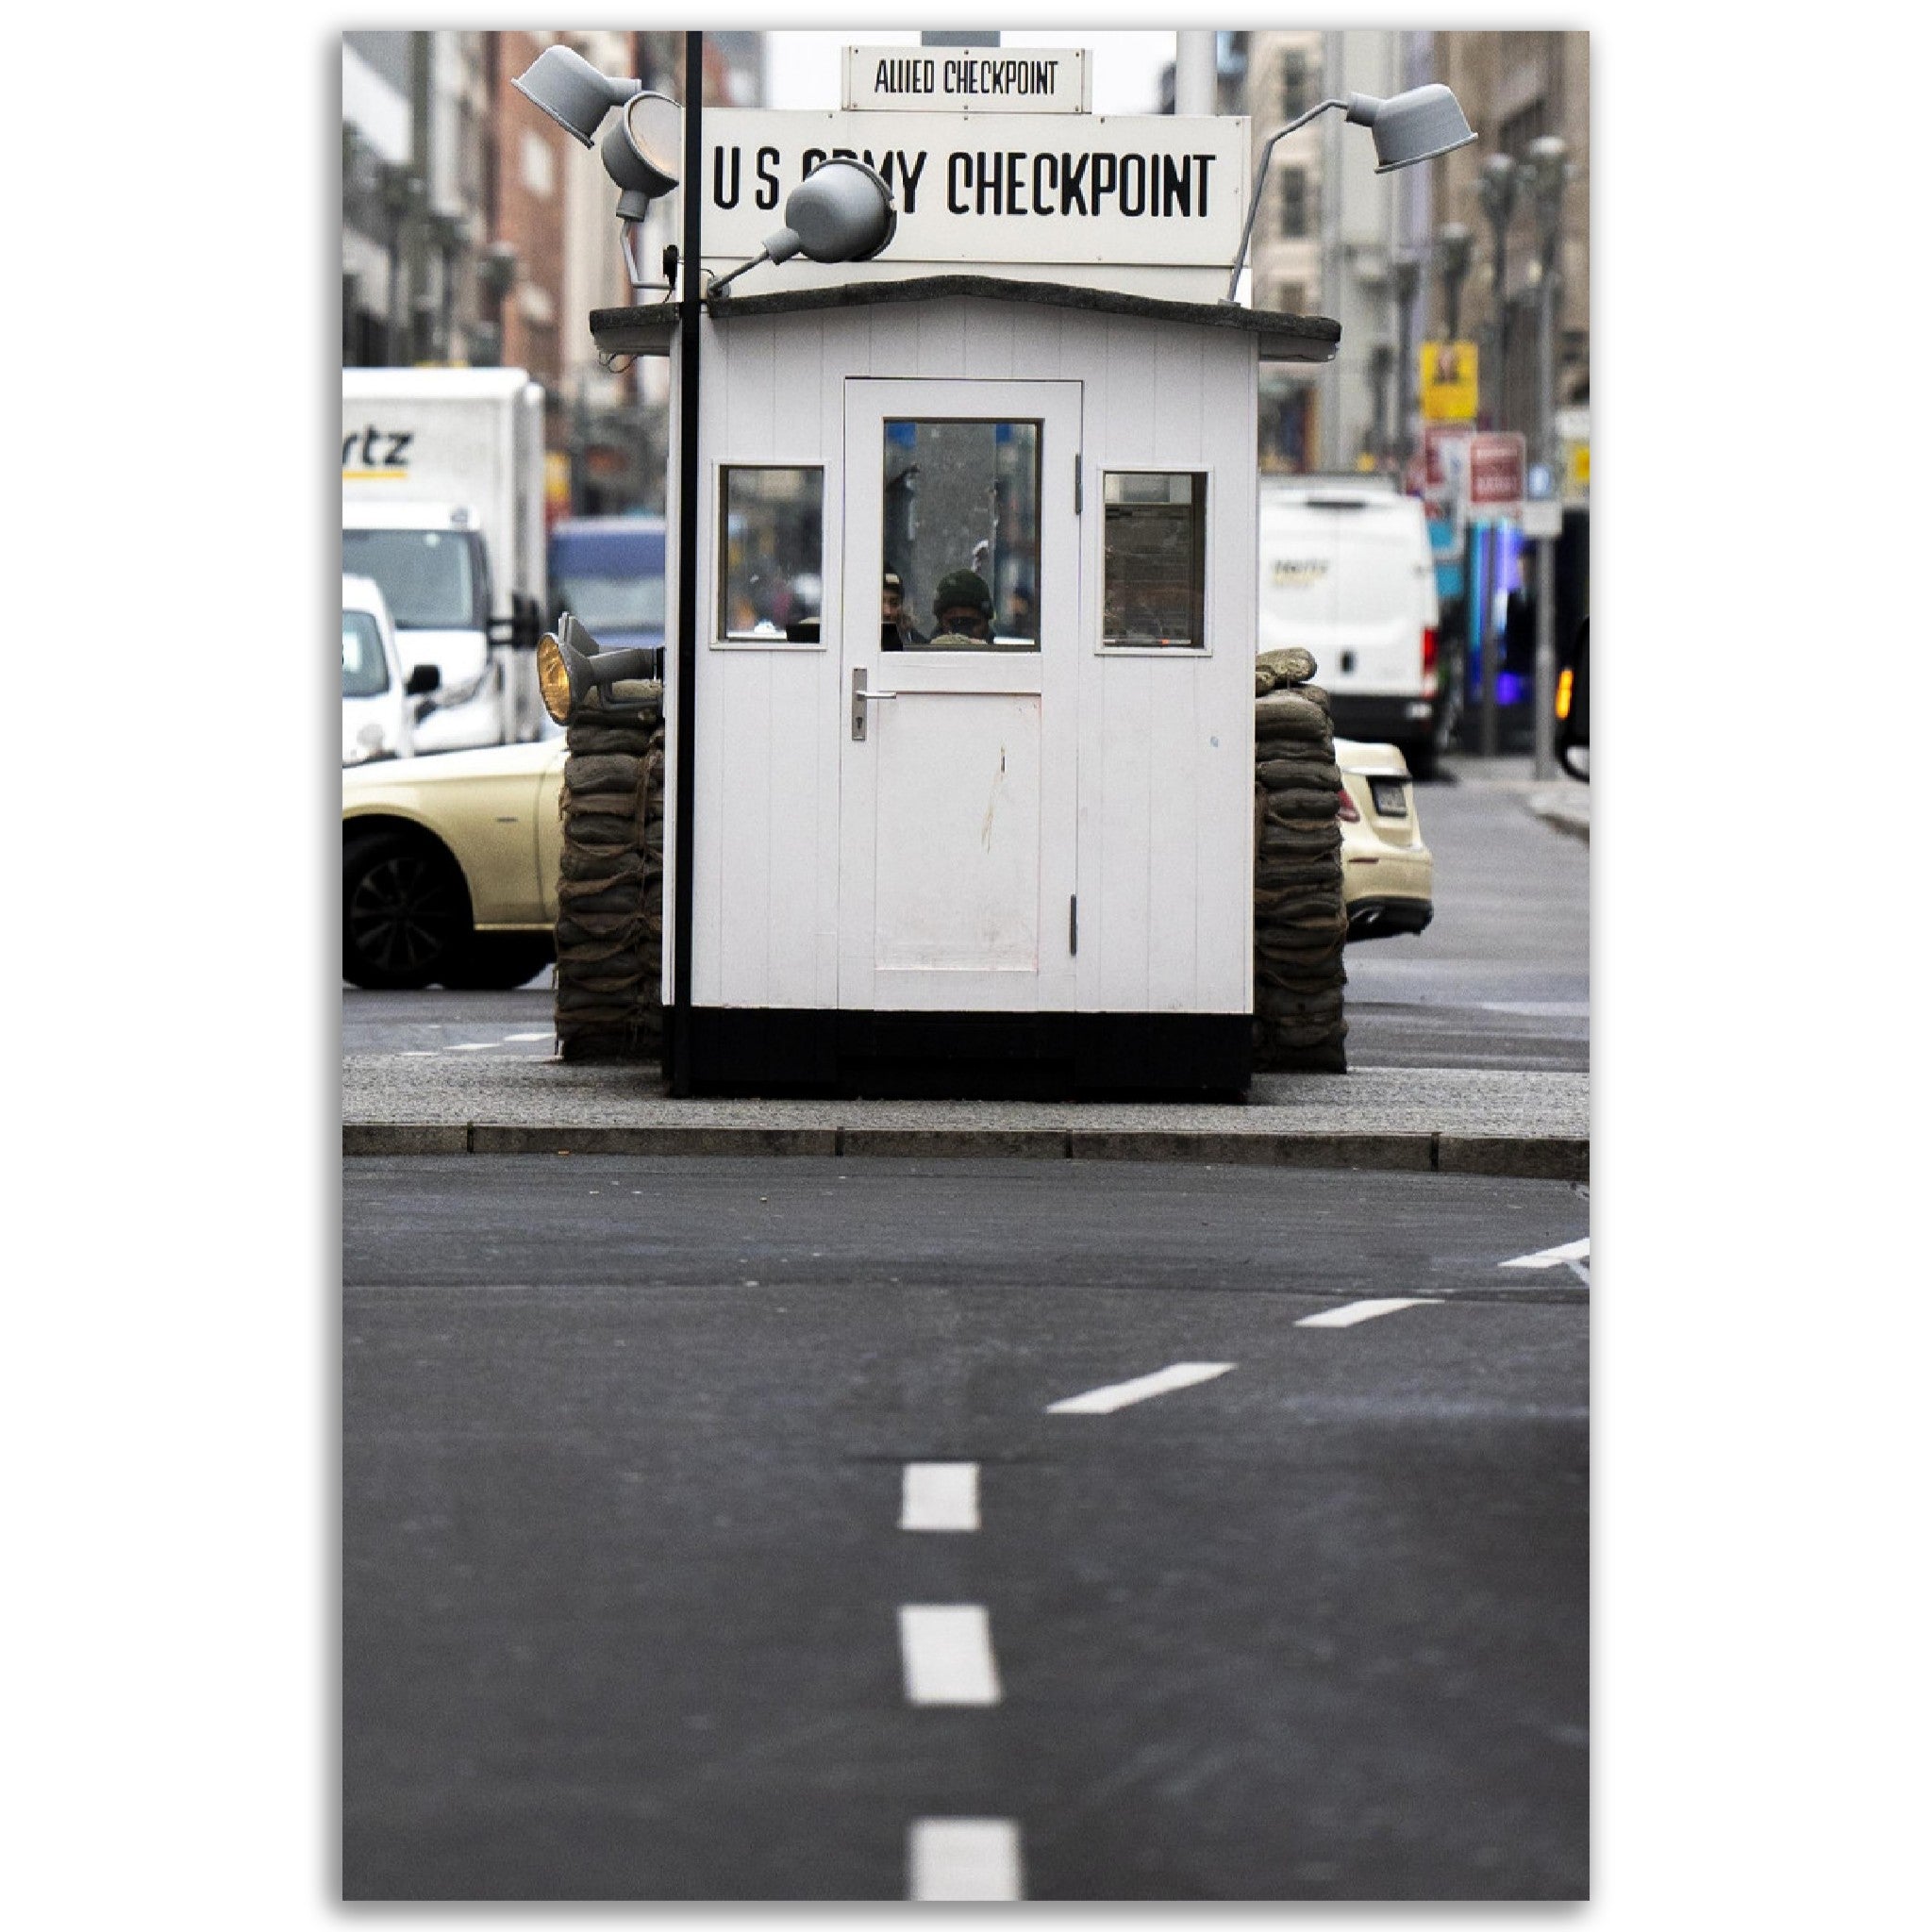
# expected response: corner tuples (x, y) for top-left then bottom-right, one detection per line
(538, 614), (658, 724)
(709, 158), (898, 296)
(511, 45), (641, 147)
(1223, 83), (1477, 303)
(1345, 85), (1479, 175)
(603, 90), (682, 218)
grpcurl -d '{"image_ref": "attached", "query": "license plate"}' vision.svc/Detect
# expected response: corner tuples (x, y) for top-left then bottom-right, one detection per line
(1370, 778), (1408, 817)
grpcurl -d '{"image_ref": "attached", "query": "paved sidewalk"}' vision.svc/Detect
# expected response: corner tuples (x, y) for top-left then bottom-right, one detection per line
(343, 1054), (1588, 1181)
(1441, 752), (1590, 842)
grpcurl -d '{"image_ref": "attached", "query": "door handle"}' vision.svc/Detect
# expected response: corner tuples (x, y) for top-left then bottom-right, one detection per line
(851, 667), (899, 740)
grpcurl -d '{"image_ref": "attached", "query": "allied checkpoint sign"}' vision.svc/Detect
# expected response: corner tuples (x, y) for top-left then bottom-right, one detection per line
(699, 105), (1250, 299)
(843, 44), (1091, 113)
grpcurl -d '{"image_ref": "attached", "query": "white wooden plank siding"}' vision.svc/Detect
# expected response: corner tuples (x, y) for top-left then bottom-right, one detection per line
(683, 297), (1256, 1017)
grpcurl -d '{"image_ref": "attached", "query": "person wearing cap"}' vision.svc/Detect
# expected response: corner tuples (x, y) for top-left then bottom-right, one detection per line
(930, 568), (994, 644)
(881, 566), (924, 650)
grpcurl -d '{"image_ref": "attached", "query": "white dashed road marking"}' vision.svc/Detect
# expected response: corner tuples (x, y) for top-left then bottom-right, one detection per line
(1501, 1236), (1591, 1284)
(900, 1462), (980, 1533)
(908, 1818), (1025, 1901)
(1045, 1361), (1234, 1415)
(1295, 1298), (1439, 1328)
(899, 1605), (1002, 1707)
(503, 1031), (553, 1042)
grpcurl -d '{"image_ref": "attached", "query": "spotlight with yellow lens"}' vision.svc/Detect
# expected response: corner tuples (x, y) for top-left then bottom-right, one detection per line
(537, 612), (659, 724)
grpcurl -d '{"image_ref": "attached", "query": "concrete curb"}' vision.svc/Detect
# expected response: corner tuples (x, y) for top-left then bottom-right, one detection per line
(343, 1119), (1587, 1182)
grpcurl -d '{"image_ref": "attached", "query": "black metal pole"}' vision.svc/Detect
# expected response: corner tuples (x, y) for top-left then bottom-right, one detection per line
(670, 30), (703, 1095)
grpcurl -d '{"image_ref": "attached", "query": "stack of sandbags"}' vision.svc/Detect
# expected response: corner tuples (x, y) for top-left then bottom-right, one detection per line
(1253, 647), (1348, 1074)
(554, 684), (665, 1062)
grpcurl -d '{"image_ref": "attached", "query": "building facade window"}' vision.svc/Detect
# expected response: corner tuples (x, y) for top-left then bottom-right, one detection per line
(1278, 167), (1308, 240)
(1280, 48), (1310, 122)
(1498, 103), (1547, 159)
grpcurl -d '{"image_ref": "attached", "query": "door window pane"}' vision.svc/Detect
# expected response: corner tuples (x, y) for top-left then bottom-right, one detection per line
(1102, 473), (1207, 649)
(720, 466), (824, 642)
(881, 420), (1040, 652)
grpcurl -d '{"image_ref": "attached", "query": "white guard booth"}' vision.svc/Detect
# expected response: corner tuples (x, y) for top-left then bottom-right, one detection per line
(591, 80), (1338, 1098)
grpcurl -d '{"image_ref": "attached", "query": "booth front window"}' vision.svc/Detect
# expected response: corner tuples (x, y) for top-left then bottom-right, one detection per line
(719, 466), (824, 642)
(881, 419), (1041, 651)
(1102, 473), (1207, 650)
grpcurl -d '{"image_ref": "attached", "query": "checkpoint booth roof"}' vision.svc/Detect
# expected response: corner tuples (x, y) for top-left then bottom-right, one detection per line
(575, 65), (1344, 1100)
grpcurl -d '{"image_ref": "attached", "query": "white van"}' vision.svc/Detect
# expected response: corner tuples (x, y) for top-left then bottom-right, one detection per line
(342, 574), (436, 766)
(1257, 477), (1455, 777)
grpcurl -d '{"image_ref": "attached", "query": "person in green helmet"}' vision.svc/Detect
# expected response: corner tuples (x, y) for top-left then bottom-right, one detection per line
(930, 568), (994, 644)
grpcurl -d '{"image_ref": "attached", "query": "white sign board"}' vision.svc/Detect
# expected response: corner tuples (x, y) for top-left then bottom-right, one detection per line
(701, 109), (1247, 272)
(843, 45), (1090, 113)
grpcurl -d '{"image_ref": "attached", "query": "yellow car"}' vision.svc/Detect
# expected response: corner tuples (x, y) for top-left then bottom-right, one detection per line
(1335, 738), (1435, 940)
(342, 740), (566, 989)
(343, 729), (1430, 988)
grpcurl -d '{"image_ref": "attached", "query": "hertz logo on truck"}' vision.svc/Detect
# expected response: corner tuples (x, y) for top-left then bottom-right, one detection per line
(342, 425), (413, 477)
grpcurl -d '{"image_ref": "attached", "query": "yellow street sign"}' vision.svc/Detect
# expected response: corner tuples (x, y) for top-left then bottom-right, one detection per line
(1420, 340), (1478, 423)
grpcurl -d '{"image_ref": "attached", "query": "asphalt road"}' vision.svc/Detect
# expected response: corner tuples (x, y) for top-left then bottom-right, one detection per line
(1341, 762), (1588, 1073)
(343, 1156), (1589, 1901)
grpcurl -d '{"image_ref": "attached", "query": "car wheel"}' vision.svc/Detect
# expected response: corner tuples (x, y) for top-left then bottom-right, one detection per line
(342, 831), (473, 989)
(441, 933), (556, 991)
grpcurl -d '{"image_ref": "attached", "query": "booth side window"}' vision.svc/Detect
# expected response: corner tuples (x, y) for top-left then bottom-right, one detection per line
(881, 419), (1041, 653)
(718, 466), (824, 643)
(1102, 473), (1206, 650)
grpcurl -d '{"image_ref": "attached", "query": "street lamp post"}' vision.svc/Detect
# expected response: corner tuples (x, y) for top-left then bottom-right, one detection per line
(1435, 221), (1472, 341)
(429, 212), (470, 365)
(1434, 219), (1474, 755)
(1524, 134), (1570, 781)
(1391, 255), (1420, 472)
(1368, 341), (1393, 468)
(475, 240), (519, 369)
(1474, 153), (1517, 758)
(1475, 153), (1516, 432)
(378, 162), (420, 365)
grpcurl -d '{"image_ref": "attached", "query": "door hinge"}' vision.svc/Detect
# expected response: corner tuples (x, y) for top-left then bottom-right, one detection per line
(1074, 454), (1083, 515)
(1069, 894), (1078, 955)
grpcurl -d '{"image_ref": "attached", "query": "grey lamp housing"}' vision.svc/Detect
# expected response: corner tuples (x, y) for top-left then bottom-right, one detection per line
(1345, 85), (1479, 174)
(1223, 81), (1477, 302)
(512, 44), (641, 145)
(710, 158), (899, 296)
(603, 90), (682, 220)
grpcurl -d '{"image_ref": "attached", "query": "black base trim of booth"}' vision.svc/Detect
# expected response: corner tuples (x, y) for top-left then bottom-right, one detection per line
(682, 1008), (1251, 1101)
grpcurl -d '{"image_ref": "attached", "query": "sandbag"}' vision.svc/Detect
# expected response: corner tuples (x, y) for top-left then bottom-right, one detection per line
(1255, 645), (1319, 690)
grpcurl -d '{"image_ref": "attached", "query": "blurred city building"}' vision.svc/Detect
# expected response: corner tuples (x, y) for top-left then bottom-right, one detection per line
(341, 29), (765, 519)
(341, 30), (1582, 503)
(1219, 28), (1587, 478)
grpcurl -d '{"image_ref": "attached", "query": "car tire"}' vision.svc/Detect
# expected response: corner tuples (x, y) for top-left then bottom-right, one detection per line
(342, 830), (474, 990)
(441, 933), (556, 991)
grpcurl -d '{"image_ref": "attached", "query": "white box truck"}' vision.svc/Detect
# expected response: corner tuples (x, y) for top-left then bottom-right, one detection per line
(1257, 476), (1454, 778)
(341, 367), (548, 752)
